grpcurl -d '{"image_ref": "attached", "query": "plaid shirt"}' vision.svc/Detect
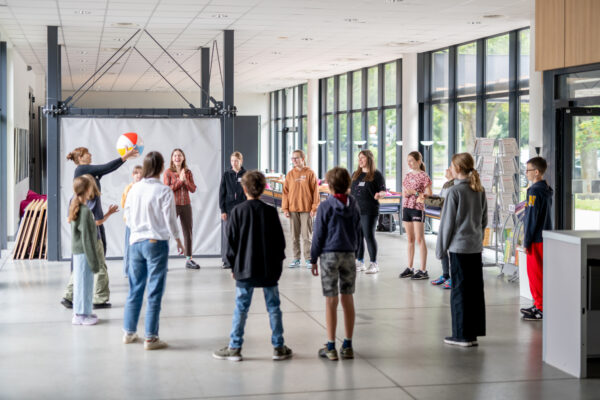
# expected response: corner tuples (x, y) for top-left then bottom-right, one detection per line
(163, 168), (196, 206)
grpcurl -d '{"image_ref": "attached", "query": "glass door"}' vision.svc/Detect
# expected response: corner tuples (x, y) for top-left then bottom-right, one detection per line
(562, 108), (600, 230)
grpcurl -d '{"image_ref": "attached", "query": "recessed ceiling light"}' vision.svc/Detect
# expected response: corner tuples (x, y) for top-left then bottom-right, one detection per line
(175, 52), (184, 56)
(79, 50), (88, 55)
(113, 38), (124, 42)
(212, 13), (228, 19)
(467, 21), (482, 25)
(364, 53), (372, 56)
(301, 37), (313, 41)
(75, 10), (91, 15)
(115, 22), (135, 26)
(277, 36), (288, 40)
(271, 51), (281, 55)
(483, 14), (503, 19)
(249, 61), (258, 65)
(330, 63), (339, 66)
(79, 59), (87, 63)
(385, 0), (404, 3)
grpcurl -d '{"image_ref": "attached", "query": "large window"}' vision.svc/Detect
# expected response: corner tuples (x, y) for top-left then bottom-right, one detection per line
(320, 60), (402, 190)
(268, 83), (308, 174)
(421, 28), (530, 197)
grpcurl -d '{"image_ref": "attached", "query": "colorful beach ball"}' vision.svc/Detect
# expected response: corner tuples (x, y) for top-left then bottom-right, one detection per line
(116, 132), (144, 157)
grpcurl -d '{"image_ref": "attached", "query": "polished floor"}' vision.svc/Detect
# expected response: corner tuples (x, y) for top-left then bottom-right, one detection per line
(1, 218), (599, 400)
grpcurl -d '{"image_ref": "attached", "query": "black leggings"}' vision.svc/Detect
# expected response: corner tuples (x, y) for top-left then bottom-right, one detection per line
(356, 214), (378, 263)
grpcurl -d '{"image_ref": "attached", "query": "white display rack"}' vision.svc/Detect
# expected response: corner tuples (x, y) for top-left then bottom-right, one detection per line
(473, 138), (519, 268)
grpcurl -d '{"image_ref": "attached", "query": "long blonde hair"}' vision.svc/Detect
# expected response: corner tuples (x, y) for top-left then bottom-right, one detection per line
(68, 176), (93, 222)
(451, 153), (483, 192)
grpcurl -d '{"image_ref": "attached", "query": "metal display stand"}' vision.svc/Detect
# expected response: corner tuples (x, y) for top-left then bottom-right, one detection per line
(473, 138), (519, 269)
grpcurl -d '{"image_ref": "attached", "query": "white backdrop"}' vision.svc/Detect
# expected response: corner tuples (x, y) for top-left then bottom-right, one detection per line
(60, 117), (222, 259)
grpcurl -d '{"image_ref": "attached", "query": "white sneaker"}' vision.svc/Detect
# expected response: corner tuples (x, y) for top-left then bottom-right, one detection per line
(72, 314), (98, 325)
(123, 332), (139, 344)
(144, 338), (168, 350)
(365, 262), (379, 274)
(355, 260), (366, 272)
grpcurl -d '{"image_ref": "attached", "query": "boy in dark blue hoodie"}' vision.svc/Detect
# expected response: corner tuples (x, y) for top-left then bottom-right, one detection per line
(311, 167), (361, 361)
(521, 157), (553, 321)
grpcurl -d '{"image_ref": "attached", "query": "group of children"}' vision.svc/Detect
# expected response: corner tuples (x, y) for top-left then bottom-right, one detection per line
(66, 145), (553, 357)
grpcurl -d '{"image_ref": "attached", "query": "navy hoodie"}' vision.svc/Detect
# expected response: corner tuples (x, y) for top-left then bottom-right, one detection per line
(524, 180), (554, 249)
(310, 195), (361, 264)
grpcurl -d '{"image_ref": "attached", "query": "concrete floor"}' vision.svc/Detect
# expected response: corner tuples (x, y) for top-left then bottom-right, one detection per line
(1, 218), (599, 400)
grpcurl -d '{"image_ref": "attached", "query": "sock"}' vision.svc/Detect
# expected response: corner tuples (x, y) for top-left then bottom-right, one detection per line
(186, 256), (191, 261)
(342, 338), (352, 349)
(327, 341), (335, 351)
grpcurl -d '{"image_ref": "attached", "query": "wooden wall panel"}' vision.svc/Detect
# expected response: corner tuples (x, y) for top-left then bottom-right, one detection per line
(535, 0), (565, 71)
(565, 0), (600, 67)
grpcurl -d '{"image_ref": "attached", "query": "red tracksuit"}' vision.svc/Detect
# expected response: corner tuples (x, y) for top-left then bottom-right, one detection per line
(524, 180), (553, 312)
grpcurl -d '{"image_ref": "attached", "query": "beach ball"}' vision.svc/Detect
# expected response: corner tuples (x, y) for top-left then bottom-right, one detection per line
(116, 132), (144, 157)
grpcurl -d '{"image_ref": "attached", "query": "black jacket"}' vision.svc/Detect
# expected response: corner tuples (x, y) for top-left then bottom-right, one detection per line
(524, 180), (553, 249)
(226, 200), (286, 287)
(219, 167), (247, 214)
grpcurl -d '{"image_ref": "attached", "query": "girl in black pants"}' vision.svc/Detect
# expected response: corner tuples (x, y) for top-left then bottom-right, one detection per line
(350, 150), (386, 275)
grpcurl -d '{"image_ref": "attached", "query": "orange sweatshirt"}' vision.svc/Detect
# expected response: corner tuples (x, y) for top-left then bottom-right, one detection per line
(282, 167), (319, 213)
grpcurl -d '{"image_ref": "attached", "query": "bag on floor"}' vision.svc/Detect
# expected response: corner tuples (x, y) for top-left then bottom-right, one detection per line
(377, 214), (396, 232)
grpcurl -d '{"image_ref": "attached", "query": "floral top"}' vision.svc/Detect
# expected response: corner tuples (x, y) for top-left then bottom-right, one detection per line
(164, 169), (197, 206)
(402, 171), (432, 211)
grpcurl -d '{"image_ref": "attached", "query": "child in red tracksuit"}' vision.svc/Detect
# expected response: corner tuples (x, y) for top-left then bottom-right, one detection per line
(521, 157), (553, 321)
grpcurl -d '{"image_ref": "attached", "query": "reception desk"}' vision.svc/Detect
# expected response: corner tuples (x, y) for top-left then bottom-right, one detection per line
(543, 230), (600, 378)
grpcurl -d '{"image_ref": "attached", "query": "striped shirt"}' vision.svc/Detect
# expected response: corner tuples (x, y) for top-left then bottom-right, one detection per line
(163, 169), (197, 206)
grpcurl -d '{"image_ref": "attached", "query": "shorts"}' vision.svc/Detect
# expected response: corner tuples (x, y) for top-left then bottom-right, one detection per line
(402, 208), (424, 222)
(319, 252), (356, 297)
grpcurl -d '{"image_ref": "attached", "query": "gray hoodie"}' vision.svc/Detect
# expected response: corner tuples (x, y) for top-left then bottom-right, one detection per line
(436, 179), (488, 259)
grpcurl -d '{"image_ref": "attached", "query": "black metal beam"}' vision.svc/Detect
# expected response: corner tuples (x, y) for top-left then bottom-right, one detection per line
(222, 30), (234, 175)
(396, 59), (402, 191)
(377, 63), (385, 172)
(508, 31), (518, 139)
(333, 76), (339, 166)
(201, 47), (210, 108)
(476, 38), (485, 137)
(0, 42), (6, 250)
(448, 45), (457, 159)
(63, 108), (216, 117)
(46, 26), (60, 261)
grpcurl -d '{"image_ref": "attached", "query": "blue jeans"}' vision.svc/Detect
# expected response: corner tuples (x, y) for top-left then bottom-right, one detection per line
(73, 253), (94, 316)
(123, 226), (130, 276)
(123, 240), (169, 338)
(229, 286), (284, 349)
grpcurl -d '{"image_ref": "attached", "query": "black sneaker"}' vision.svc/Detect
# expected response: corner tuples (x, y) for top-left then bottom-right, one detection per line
(520, 305), (536, 315)
(444, 336), (476, 347)
(399, 268), (414, 278)
(186, 259), (200, 270)
(411, 270), (429, 280)
(522, 307), (543, 321)
(61, 298), (73, 309)
(93, 301), (112, 309)
(272, 345), (293, 360)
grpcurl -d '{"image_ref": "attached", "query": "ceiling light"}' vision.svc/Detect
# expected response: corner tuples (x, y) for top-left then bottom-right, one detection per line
(344, 18), (359, 23)
(467, 21), (482, 25)
(330, 63), (339, 66)
(385, 0), (404, 3)
(277, 36), (288, 40)
(113, 38), (124, 42)
(114, 22), (136, 26)
(79, 59), (87, 63)
(483, 14), (503, 19)
(75, 10), (91, 15)
(212, 13), (228, 19)
(175, 52), (184, 56)
(271, 51), (281, 55)
(79, 50), (88, 55)
(301, 37), (313, 41)
(249, 61), (258, 65)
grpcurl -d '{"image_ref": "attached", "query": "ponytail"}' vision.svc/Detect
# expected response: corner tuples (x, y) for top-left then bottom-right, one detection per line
(67, 197), (82, 223)
(451, 152), (483, 192)
(469, 169), (484, 193)
(68, 176), (93, 222)
(419, 161), (426, 172)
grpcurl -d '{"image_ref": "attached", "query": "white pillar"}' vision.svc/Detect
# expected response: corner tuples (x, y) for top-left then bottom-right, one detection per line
(529, 0), (543, 157)
(306, 79), (319, 172)
(402, 53), (419, 178)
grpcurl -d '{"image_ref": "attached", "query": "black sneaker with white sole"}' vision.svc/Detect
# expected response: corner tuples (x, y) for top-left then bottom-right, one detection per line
(522, 307), (543, 321)
(411, 270), (429, 280)
(399, 268), (414, 278)
(520, 305), (536, 315)
(444, 336), (476, 347)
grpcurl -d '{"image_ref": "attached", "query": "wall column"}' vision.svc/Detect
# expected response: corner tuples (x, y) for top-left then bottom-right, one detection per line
(529, 0), (544, 156)
(402, 53), (419, 178)
(306, 79), (319, 173)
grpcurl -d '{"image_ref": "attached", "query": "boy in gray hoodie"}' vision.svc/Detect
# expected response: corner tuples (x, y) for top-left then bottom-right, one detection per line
(311, 167), (361, 361)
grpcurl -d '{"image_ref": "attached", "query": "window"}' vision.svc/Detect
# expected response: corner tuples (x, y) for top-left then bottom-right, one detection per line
(457, 101), (477, 153)
(326, 77), (334, 113)
(432, 104), (449, 192)
(519, 96), (530, 201)
(422, 28), (530, 199)
(320, 62), (402, 184)
(457, 42), (476, 96)
(352, 70), (362, 109)
(368, 67), (378, 108)
(385, 109), (397, 191)
(485, 98), (509, 139)
(486, 34), (509, 94)
(432, 49), (449, 99)
(384, 62), (397, 106)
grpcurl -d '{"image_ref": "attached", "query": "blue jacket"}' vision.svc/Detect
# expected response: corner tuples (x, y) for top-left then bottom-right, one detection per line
(524, 180), (553, 249)
(310, 195), (361, 264)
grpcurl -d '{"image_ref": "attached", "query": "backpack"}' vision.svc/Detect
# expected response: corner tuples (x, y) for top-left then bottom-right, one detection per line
(377, 214), (396, 232)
